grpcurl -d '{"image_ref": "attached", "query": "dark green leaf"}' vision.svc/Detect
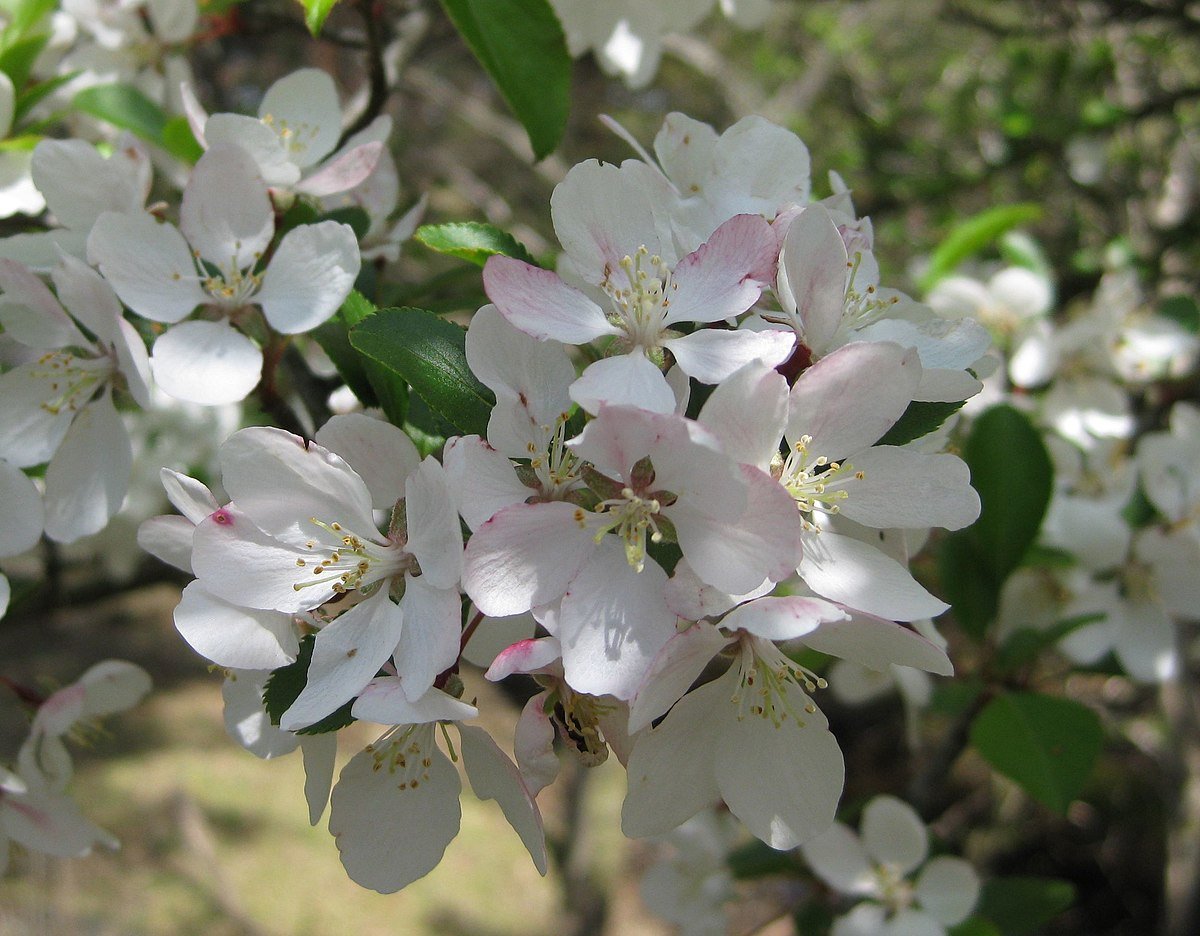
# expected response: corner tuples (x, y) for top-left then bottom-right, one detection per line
(311, 291), (382, 409)
(995, 612), (1105, 673)
(323, 206), (372, 241)
(1158, 295), (1200, 335)
(299, 0), (339, 36)
(437, 0), (571, 160)
(920, 204), (1043, 290)
(792, 901), (835, 936)
(938, 531), (997, 641)
(876, 400), (965, 447)
(977, 876), (1076, 935)
(415, 221), (539, 267)
(964, 405), (1053, 585)
(351, 307), (495, 436)
(73, 83), (167, 144)
(727, 839), (798, 879)
(970, 691), (1102, 813)
(261, 635), (356, 735)
(948, 919), (1003, 936)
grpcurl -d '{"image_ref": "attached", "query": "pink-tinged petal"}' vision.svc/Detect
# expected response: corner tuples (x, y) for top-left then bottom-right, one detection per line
(295, 140), (383, 197)
(484, 256), (616, 345)
(300, 732), (338, 825)
(723, 595), (849, 642)
(799, 822), (875, 895)
(557, 541), (678, 700)
(352, 678), (478, 725)
(484, 635), (563, 681)
(670, 466), (799, 595)
(915, 856), (980, 925)
(280, 590), (404, 730)
(459, 724), (549, 874)
(393, 576), (461, 701)
(442, 435), (531, 532)
(714, 674), (843, 849)
(329, 736), (461, 893)
(569, 353), (677, 414)
(87, 212), (207, 324)
(798, 531), (948, 622)
(0, 259), (87, 348)
(462, 611), (539, 669)
(664, 214), (775, 326)
(514, 693), (560, 795)
(403, 457), (464, 590)
(174, 581), (298, 670)
(622, 673), (724, 839)
(628, 621), (730, 732)
(180, 145), (273, 270)
(802, 615), (953, 675)
(778, 205), (848, 352)
(833, 447), (980, 531)
(257, 221), (360, 334)
(203, 114), (298, 186)
(315, 413), (420, 510)
(466, 304), (576, 428)
(788, 342), (921, 458)
(663, 559), (774, 621)
(258, 68), (342, 167)
(219, 426), (377, 543)
(462, 501), (597, 617)
(191, 508), (333, 613)
(0, 459), (43, 557)
(550, 158), (676, 281)
(160, 467), (218, 524)
(221, 671), (301, 759)
(697, 360), (788, 469)
(861, 795), (927, 873)
(150, 320), (263, 405)
(665, 326), (795, 384)
(42, 395), (131, 544)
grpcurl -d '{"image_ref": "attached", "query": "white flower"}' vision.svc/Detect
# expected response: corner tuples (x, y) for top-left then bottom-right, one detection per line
(88, 144), (360, 404)
(800, 795), (981, 936)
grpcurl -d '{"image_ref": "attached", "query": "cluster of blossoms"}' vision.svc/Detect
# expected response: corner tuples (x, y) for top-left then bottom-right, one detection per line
(122, 110), (987, 891)
(927, 257), (1200, 686)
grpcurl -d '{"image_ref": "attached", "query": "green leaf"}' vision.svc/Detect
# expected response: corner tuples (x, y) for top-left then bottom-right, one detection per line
(13, 70), (80, 125)
(994, 611), (1105, 673)
(948, 919), (1003, 936)
(311, 291), (410, 425)
(415, 221), (539, 267)
(964, 405), (1053, 585)
(322, 205), (372, 241)
(73, 83), (167, 144)
(350, 307), (495, 436)
(0, 0), (56, 38)
(1158, 295), (1200, 335)
(920, 204), (1043, 291)
(970, 691), (1102, 813)
(0, 33), (48, 89)
(938, 531), (997, 642)
(299, 0), (340, 36)
(437, 0), (571, 160)
(977, 876), (1076, 935)
(727, 839), (798, 879)
(261, 636), (356, 735)
(161, 115), (204, 164)
(876, 400), (965, 447)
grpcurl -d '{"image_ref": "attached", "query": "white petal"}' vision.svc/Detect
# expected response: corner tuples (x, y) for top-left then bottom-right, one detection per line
(393, 576), (461, 701)
(697, 360), (788, 469)
(860, 795), (927, 874)
(77, 659), (151, 718)
(150, 320), (263, 405)
(915, 855), (981, 925)
(1, 788), (110, 858)
(833, 447), (980, 531)
(32, 138), (149, 231)
(315, 413), (420, 510)
(799, 821), (875, 895)
(570, 352), (677, 414)
(514, 693), (560, 795)
(0, 459), (43, 557)
(180, 145), (273, 270)
(174, 581), (298, 670)
(0, 259), (87, 348)
(352, 678), (478, 725)
(87, 211), (207, 324)
(831, 904), (889, 936)
(221, 670), (301, 759)
(462, 612), (539, 669)
(329, 737), (462, 893)
(402, 457), (463, 590)
(628, 621), (730, 733)
(161, 468), (218, 524)
(483, 635), (563, 681)
(42, 395), (131, 543)
(665, 327), (795, 384)
(442, 435), (531, 532)
(0, 365), (74, 467)
(138, 515), (196, 575)
(203, 114), (299, 186)
(256, 221), (360, 334)
(459, 724), (548, 875)
(280, 590), (404, 730)
(802, 616), (953, 675)
(779, 205), (849, 351)
(300, 732), (338, 825)
(0, 574), (9, 619)
(258, 68), (342, 168)
(295, 140), (383, 197)
(723, 595), (849, 642)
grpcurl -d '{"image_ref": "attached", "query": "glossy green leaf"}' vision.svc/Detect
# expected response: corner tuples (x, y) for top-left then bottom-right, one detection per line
(161, 115), (204, 163)
(964, 405), (1053, 585)
(977, 876), (1076, 935)
(970, 691), (1102, 813)
(262, 635), (356, 735)
(415, 221), (539, 267)
(299, 0), (339, 36)
(73, 83), (167, 144)
(437, 0), (571, 160)
(921, 203), (1043, 290)
(876, 400), (965, 447)
(350, 307), (495, 436)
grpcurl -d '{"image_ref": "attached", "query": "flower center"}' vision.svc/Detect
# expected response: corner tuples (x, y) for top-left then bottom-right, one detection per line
(730, 636), (826, 728)
(779, 434), (862, 530)
(873, 862), (916, 914)
(527, 413), (581, 498)
(33, 352), (113, 416)
(553, 688), (615, 767)
(197, 254), (264, 307)
(261, 113), (322, 160)
(292, 518), (411, 595)
(602, 246), (676, 350)
(583, 487), (668, 573)
(841, 252), (898, 333)
(364, 724), (437, 790)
